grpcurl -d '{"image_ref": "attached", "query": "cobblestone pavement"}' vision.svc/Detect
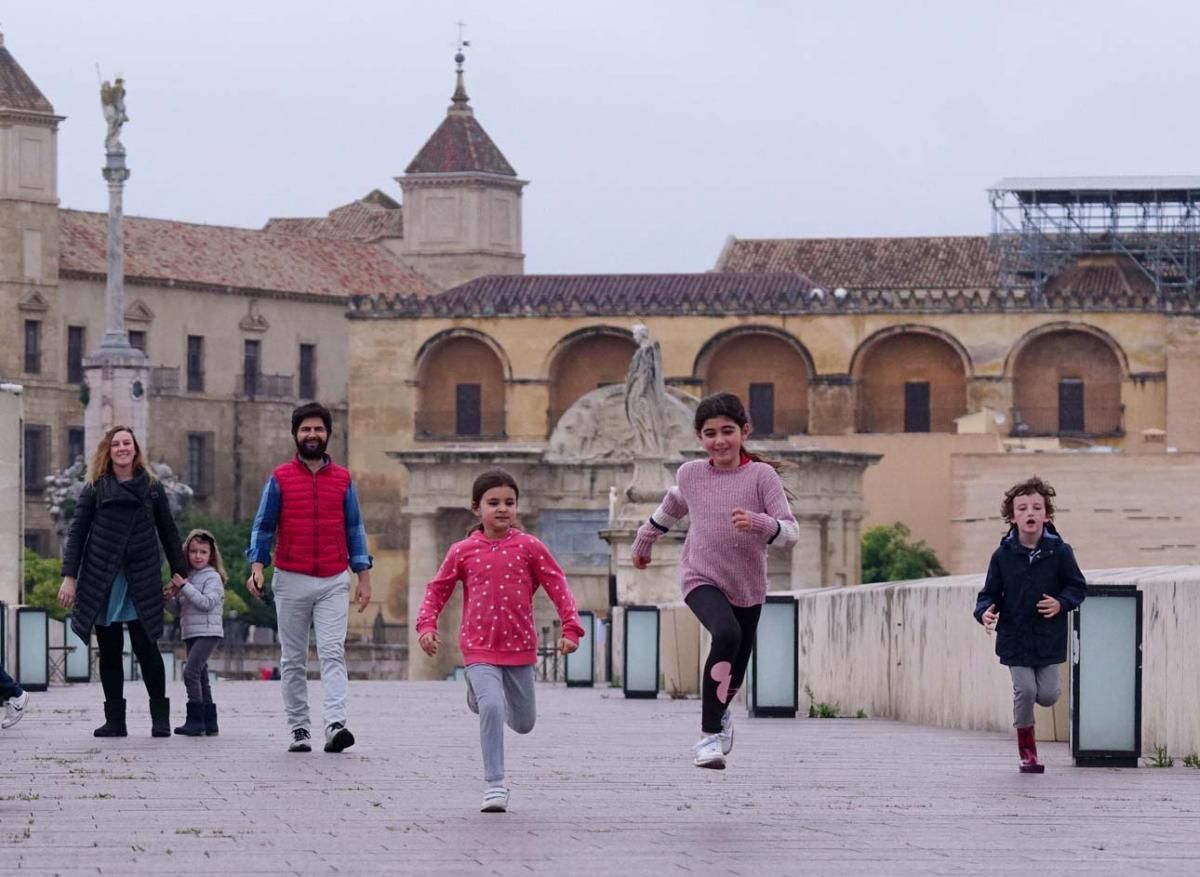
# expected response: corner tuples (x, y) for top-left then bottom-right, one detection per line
(2, 680), (1198, 875)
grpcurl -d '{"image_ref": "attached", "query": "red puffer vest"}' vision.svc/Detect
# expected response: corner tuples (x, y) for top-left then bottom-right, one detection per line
(273, 457), (352, 577)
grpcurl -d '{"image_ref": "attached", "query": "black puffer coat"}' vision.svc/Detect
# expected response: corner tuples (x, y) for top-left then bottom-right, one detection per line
(973, 523), (1088, 667)
(62, 470), (187, 642)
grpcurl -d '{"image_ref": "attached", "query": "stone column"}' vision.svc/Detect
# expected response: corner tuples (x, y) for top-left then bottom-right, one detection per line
(83, 148), (148, 452)
(809, 374), (856, 435)
(791, 513), (828, 588)
(406, 510), (445, 680)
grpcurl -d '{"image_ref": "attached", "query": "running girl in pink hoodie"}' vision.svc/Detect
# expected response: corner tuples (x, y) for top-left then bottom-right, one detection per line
(416, 469), (585, 814)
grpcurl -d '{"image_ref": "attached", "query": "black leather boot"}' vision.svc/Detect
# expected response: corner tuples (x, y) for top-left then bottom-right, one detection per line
(203, 702), (219, 737)
(93, 699), (128, 737)
(149, 697), (171, 738)
(174, 702), (206, 736)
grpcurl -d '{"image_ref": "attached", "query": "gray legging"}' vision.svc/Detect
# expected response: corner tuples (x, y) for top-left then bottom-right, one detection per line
(183, 636), (221, 704)
(465, 663), (536, 785)
(1009, 664), (1062, 727)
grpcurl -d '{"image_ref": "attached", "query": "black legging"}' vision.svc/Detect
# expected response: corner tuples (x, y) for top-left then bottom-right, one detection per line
(95, 621), (165, 702)
(685, 585), (762, 734)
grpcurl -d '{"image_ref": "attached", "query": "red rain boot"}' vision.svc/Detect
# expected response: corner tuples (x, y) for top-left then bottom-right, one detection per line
(1017, 725), (1045, 774)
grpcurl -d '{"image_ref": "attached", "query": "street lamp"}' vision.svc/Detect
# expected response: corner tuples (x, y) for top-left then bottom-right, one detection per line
(1072, 584), (1142, 768)
(748, 595), (799, 718)
(565, 610), (595, 687)
(623, 605), (660, 699)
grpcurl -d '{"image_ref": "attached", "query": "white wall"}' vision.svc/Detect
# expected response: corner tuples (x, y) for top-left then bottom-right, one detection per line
(0, 383), (24, 671)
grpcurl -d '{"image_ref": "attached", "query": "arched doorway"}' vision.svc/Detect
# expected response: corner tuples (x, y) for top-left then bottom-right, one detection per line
(416, 333), (507, 438)
(853, 329), (968, 433)
(1010, 329), (1124, 436)
(546, 329), (637, 433)
(699, 329), (811, 435)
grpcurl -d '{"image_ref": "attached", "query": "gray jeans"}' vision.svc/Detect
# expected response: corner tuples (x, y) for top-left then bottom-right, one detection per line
(465, 664), (537, 785)
(183, 636), (220, 704)
(273, 568), (350, 731)
(1009, 664), (1062, 727)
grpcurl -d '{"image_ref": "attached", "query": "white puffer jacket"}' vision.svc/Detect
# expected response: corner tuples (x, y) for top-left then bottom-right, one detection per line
(170, 566), (225, 640)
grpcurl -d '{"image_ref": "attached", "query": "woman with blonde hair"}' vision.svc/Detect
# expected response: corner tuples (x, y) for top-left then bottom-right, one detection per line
(58, 425), (187, 738)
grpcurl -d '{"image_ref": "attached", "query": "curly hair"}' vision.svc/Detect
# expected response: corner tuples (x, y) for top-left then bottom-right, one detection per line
(1001, 476), (1056, 522)
(85, 425), (154, 486)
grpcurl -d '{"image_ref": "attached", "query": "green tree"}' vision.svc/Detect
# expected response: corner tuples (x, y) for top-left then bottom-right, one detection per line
(23, 548), (68, 620)
(178, 513), (276, 628)
(861, 523), (947, 584)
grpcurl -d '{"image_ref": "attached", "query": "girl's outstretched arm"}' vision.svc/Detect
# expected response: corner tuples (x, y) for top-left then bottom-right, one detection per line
(529, 540), (585, 644)
(631, 485), (688, 564)
(414, 548), (462, 638)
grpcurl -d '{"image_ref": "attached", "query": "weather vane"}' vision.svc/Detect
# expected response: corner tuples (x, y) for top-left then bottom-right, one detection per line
(456, 20), (470, 53)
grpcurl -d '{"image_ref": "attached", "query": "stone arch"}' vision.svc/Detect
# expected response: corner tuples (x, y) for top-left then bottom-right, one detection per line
(545, 326), (637, 433)
(1008, 324), (1126, 437)
(414, 329), (508, 439)
(695, 326), (813, 436)
(851, 326), (970, 433)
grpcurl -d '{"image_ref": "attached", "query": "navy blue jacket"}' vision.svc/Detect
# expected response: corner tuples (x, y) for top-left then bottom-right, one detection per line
(973, 524), (1087, 667)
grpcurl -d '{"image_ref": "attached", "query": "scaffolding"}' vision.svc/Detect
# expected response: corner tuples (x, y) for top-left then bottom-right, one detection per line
(989, 176), (1200, 299)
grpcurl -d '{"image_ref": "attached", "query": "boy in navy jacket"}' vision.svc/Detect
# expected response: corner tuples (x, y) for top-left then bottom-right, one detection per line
(974, 476), (1087, 773)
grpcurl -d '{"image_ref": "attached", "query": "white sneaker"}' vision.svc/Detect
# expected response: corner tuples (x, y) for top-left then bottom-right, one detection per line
(2, 691), (28, 730)
(692, 734), (726, 769)
(719, 708), (734, 755)
(480, 786), (510, 813)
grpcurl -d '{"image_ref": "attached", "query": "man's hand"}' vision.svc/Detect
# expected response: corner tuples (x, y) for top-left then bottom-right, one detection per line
(246, 563), (265, 600)
(353, 570), (371, 613)
(419, 631), (440, 657)
(558, 637), (579, 656)
(981, 604), (999, 633)
(731, 508), (754, 533)
(1037, 594), (1062, 618)
(632, 554), (651, 570)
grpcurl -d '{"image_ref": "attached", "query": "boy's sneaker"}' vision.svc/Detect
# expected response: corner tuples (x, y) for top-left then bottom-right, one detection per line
(719, 708), (734, 755)
(324, 722), (355, 753)
(692, 734), (726, 770)
(288, 728), (312, 752)
(480, 786), (510, 813)
(2, 691), (28, 729)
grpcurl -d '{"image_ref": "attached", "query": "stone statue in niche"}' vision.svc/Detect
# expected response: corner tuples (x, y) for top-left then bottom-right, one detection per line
(624, 323), (669, 458)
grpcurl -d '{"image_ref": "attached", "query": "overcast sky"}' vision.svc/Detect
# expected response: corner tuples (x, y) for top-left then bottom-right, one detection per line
(7, 1), (1199, 274)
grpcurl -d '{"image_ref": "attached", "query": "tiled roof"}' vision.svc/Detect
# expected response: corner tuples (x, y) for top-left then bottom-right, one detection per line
(0, 37), (55, 114)
(352, 273), (817, 317)
(1042, 255), (1157, 308)
(717, 236), (1000, 289)
(405, 112), (517, 176)
(59, 209), (435, 300)
(264, 191), (403, 243)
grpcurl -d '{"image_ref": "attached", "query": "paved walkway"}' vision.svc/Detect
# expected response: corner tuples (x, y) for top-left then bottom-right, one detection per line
(2, 680), (1198, 875)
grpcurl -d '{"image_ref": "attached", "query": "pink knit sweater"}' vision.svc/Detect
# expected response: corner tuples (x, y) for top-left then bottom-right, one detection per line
(415, 528), (585, 666)
(631, 458), (799, 607)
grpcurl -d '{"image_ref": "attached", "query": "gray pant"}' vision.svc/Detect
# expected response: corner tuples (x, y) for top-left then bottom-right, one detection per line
(273, 568), (350, 732)
(183, 636), (220, 704)
(1009, 664), (1062, 727)
(465, 663), (537, 785)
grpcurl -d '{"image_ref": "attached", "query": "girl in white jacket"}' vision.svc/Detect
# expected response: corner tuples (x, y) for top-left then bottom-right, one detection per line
(166, 529), (226, 737)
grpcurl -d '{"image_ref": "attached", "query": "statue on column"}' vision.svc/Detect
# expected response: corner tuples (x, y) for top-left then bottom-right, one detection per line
(100, 77), (129, 153)
(624, 323), (669, 458)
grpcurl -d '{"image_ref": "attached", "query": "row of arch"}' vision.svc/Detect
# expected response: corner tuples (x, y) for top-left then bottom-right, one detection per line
(415, 322), (1129, 439)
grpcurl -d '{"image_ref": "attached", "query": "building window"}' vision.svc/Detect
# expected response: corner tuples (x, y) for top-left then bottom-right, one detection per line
(66, 427), (85, 466)
(24, 424), (49, 492)
(24, 320), (41, 374)
(1059, 379), (1085, 432)
(243, 339), (261, 397)
(904, 381), (931, 433)
(187, 432), (214, 497)
(749, 382), (775, 436)
(67, 325), (86, 383)
(128, 330), (146, 352)
(456, 383), (482, 436)
(186, 335), (205, 392)
(299, 343), (317, 400)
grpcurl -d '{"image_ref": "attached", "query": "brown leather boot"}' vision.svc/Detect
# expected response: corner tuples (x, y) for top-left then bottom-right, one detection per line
(1017, 725), (1045, 773)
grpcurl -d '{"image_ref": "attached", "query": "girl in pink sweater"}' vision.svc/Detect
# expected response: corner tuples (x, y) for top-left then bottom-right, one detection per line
(632, 392), (799, 769)
(416, 469), (585, 813)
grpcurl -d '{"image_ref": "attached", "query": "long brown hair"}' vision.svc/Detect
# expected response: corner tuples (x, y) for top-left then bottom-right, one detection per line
(693, 392), (785, 472)
(181, 528), (228, 584)
(85, 425), (155, 485)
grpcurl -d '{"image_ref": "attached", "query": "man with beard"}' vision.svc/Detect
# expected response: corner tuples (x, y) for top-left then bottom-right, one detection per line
(246, 402), (372, 753)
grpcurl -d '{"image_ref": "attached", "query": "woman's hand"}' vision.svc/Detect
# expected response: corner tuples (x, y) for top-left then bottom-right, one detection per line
(57, 577), (77, 609)
(419, 631), (440, 657)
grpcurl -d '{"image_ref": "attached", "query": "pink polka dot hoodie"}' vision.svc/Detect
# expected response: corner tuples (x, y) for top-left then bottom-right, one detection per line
(415, 527), (585, 666)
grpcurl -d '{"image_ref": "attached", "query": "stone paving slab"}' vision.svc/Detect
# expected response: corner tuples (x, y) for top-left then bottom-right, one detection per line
(2, 679), (1199, 875)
